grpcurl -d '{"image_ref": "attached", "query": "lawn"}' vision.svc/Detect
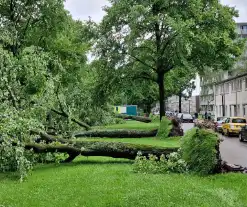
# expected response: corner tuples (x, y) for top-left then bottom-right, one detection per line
(81, 137), (180, 147)
(1, 120), (247, 207)
(0, 157), (247, 207)
(83, 120), (179, 147)
(96, 120), (160, 131)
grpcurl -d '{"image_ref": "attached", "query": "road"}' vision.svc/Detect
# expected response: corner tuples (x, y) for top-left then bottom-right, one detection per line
(182, 123), (247, 167)
(220, 134), (247, 167)
(182, 123), (194, 133)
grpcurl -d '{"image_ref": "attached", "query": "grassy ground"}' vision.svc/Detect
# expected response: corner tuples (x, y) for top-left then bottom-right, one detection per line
(1, 120), (247, 207)
(96, 120), (160, 131)
(0, 157), (247, 207)
(83, 120), (178, 147)
(81, 137), (180, 147)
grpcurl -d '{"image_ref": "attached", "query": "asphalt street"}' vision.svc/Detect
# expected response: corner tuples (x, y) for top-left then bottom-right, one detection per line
(220, 134), (247, 167)
(182, 123), (247, 167)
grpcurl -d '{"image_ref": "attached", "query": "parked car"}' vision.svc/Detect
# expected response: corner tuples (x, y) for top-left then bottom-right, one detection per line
(239, 125), (247, 142)
(215, 117), (227, 133)
(222, 117), (247, 136)
(214, 117), (224, 122)
(176, 113), (183, 119)
(181, 113), (194, 123)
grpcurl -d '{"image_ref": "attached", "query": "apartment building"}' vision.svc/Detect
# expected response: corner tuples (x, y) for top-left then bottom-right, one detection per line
(215, 72), (247, 118)
(166, 95), (200, 113)
(200, 22), (247, 118)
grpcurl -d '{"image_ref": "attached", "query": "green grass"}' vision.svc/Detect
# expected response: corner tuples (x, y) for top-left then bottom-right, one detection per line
(80, 137), (180, 147)
(1, 121), (246, 207)
(84, 120), (177, 147)
(0, 157), (247, 207)
(96, 120), (159, 131)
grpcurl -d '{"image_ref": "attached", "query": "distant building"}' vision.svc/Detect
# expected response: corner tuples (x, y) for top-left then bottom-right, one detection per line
(200, 22), (247, 118)
(166, 95), (200, 113)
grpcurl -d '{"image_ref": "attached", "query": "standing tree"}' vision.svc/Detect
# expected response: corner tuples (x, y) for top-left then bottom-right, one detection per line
(165, 68), (196, 113)
(0, 0), (67, 55)
(96, 0), (244, 120)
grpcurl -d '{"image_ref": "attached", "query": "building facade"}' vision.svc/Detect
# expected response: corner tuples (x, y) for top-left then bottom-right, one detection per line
(200, 22), (247, 119)
(167, 95), (200, 113)
(214, 73), (247, 118)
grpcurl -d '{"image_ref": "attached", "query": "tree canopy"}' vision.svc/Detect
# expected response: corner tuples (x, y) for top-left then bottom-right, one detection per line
(96, 0), (245, 120)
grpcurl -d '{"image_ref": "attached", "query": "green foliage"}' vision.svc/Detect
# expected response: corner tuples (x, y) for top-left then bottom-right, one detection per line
(97, 0), (245, 118)
(157, 117), (172, 139)
(0, 138), (33, 182)
(133, 150), (188, 174)
(181, 128), (219, 175)
(149, 114), (160, 122)
(27, 150), (67, 165)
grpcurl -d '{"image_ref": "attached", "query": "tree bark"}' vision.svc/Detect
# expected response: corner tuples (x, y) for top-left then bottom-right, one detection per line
(116, 114), (152, 123)
(51, 108), (91, 130)
(158, 73), (165, 121)
(30, 131), (178, 161)
(146, 103), (152, 117)
(73, 129), (158, 138)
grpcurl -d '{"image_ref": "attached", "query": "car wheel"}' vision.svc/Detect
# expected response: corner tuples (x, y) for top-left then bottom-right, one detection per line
(239, 133), (244, 142)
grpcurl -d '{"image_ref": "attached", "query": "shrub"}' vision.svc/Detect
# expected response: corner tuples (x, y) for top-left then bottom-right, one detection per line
(149, 114), (159, 122)
(133, 150), (188, 174)
(157, 117), (172, 139)
(0, 137), (33, 182)
(181, 128), (220, 175)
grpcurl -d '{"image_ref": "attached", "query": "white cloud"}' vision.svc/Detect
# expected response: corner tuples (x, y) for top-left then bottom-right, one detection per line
(221, 0), (247, 22)
(64, 0), (108, 22)
(65, 0), (247, 23)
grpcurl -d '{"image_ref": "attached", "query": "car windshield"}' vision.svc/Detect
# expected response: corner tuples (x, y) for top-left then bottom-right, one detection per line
(177, 113), (183, 118)
(232, 119), (246, 123)
(183, 114), (192, 119)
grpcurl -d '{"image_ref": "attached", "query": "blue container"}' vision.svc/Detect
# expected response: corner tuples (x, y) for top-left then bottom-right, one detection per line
(126, 105), (137, 116)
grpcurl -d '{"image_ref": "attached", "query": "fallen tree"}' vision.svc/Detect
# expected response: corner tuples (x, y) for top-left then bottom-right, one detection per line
(51, 108), (91, 131)
(30, 131), (178, 161)
(116, 114), (152, 123)
(73, 129), (158, 138)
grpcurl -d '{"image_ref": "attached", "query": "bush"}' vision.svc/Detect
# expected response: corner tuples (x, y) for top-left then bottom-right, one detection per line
(181, 128), (220, 175)
(0, 138), (33, 182)
(133, 150), (188, 174)
(157, 117), (172, 139)
(149, 114), (159, 122)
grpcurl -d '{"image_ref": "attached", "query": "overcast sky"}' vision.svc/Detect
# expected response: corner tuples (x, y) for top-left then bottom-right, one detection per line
(65, 0), (247, 22)
(64, 0), (247, 96)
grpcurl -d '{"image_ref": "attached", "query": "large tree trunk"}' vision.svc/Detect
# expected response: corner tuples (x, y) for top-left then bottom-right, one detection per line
(73, 129), (158, 138)
(31, 131), (178, 161)
(158, 73), (165, 121)
(116, 114), (152, 123)
(146, 103), (152, 117)
(179, 91), (182, 113)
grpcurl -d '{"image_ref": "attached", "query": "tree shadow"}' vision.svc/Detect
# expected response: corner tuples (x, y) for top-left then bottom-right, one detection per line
(34, 159), (134, 172)
(0, 172), (20, 182)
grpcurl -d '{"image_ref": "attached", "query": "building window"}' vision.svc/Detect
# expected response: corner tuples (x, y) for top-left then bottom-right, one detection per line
(237, 79), (242, 91)
(243, 105), (246, 116)
(231, 81), (235, 92)
(224, 83), (229, 93)
(220, 84), (224, 94)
